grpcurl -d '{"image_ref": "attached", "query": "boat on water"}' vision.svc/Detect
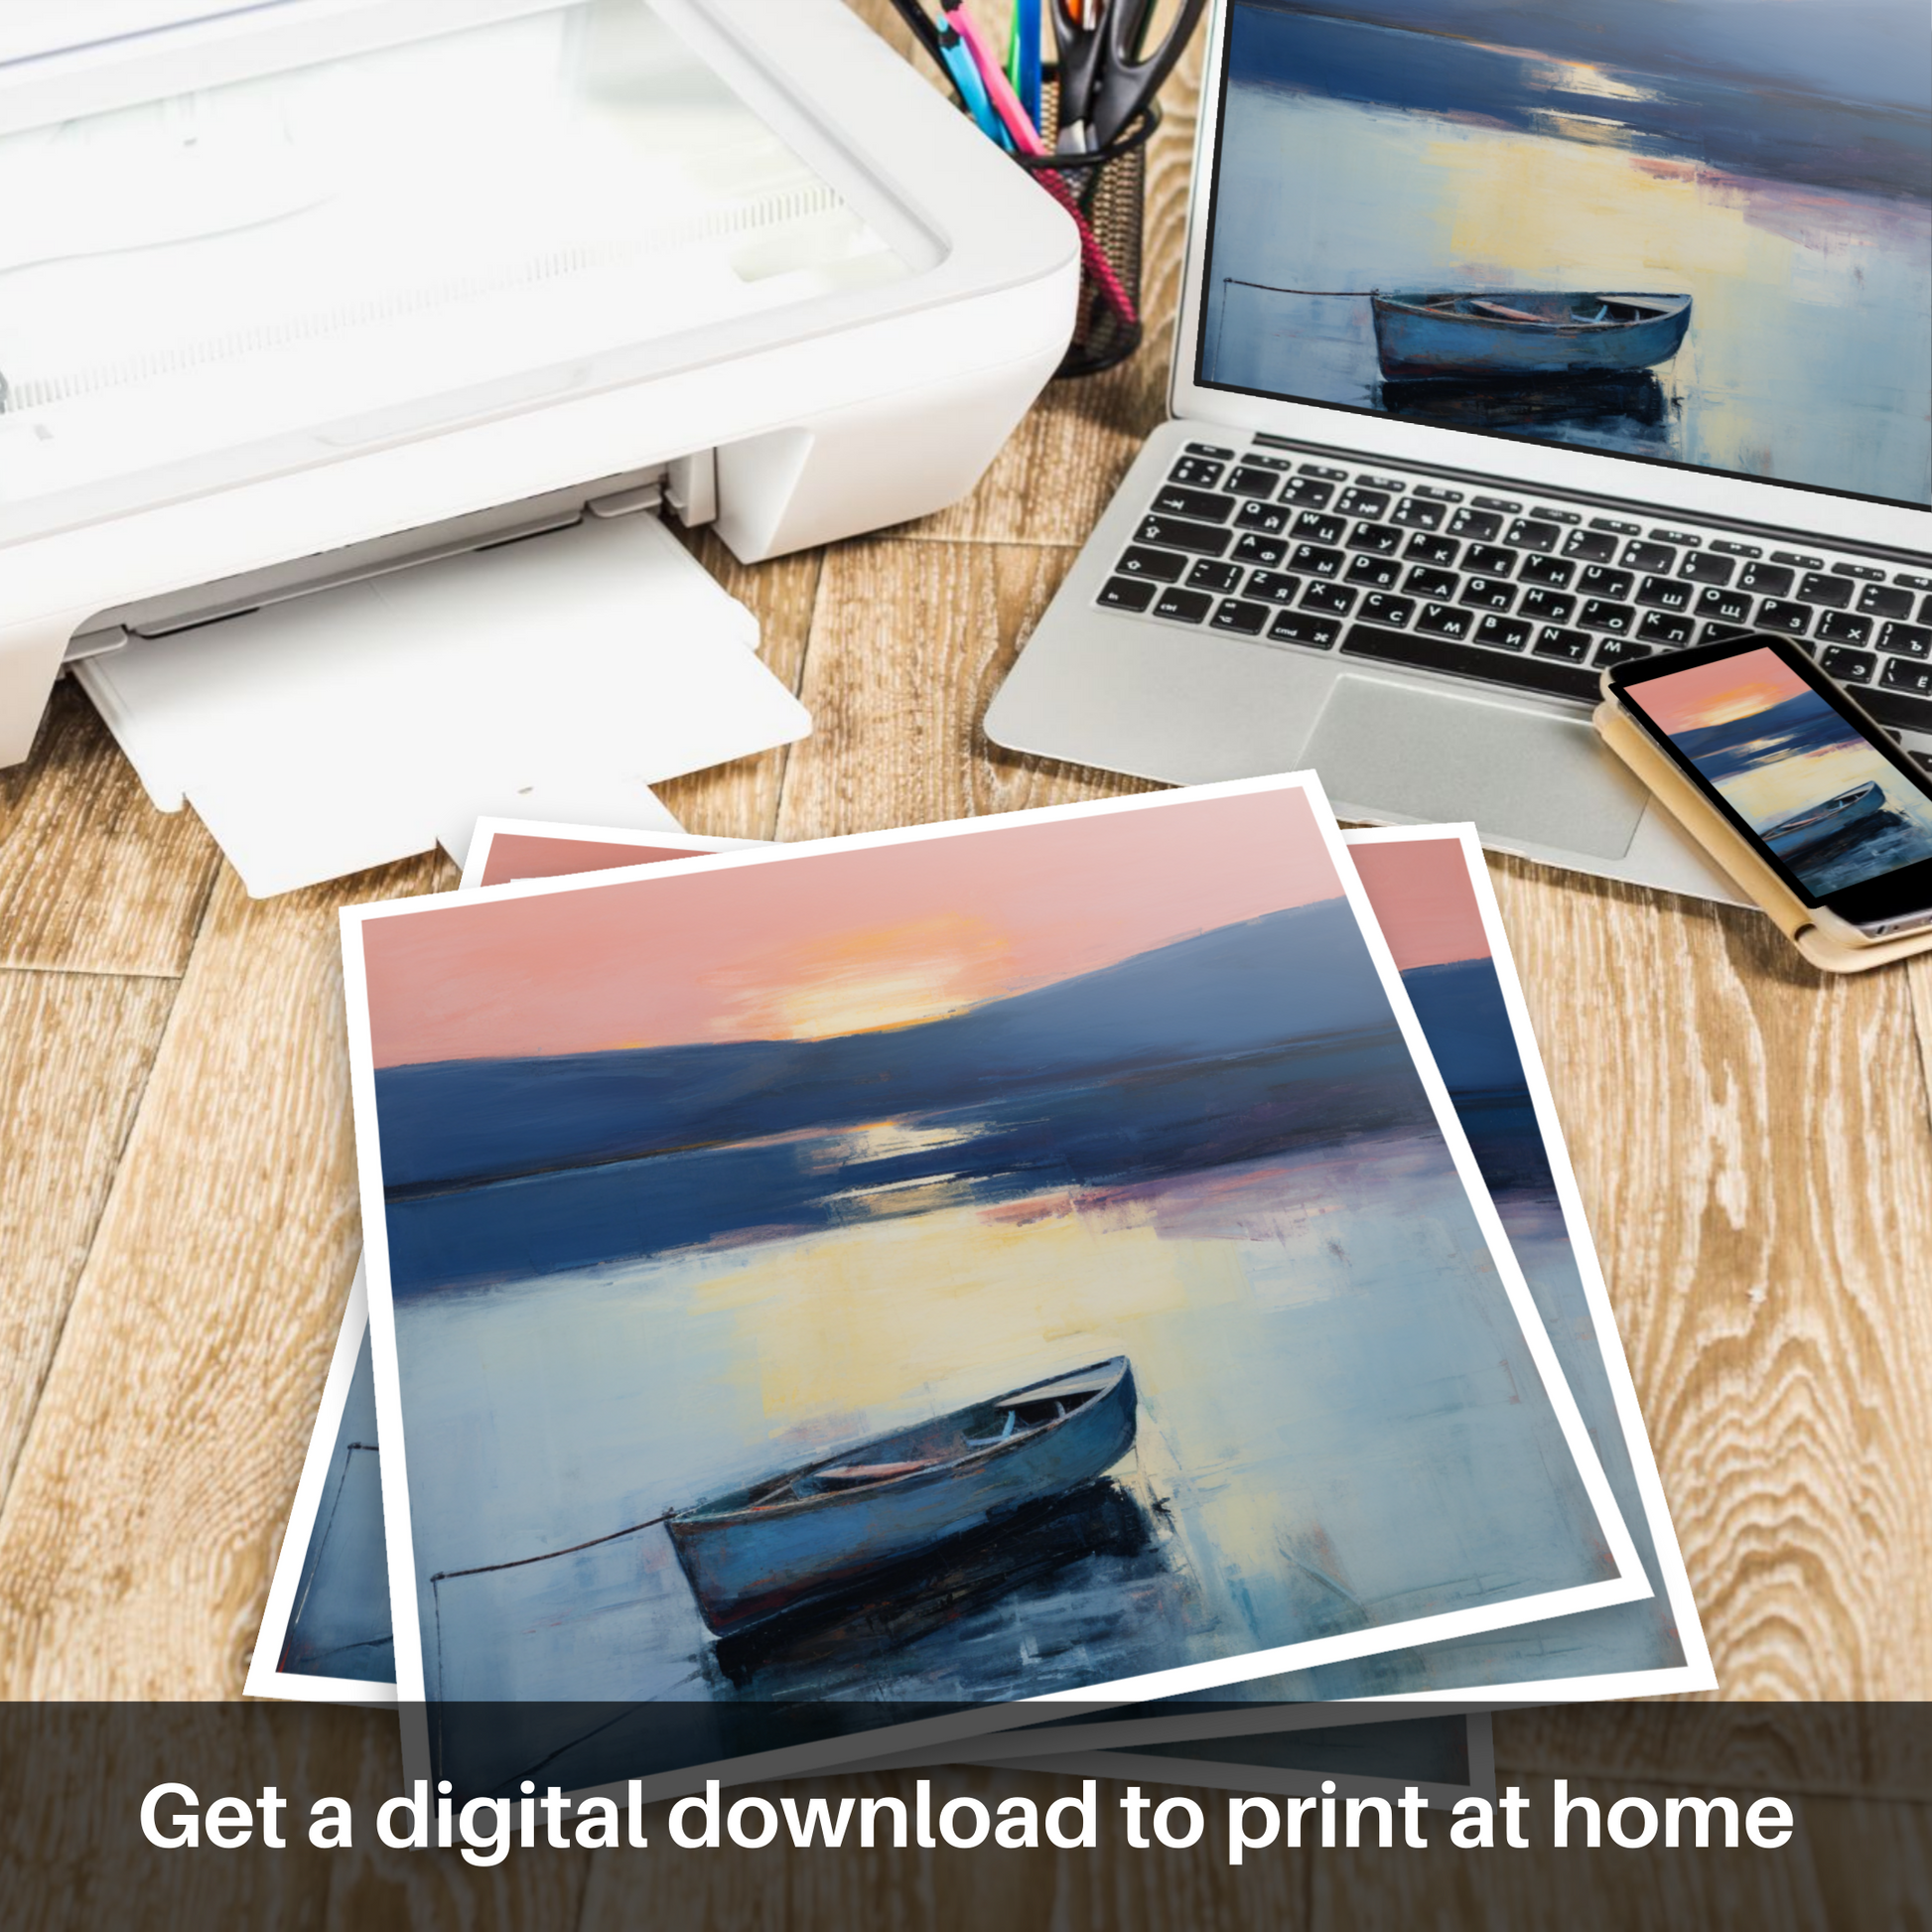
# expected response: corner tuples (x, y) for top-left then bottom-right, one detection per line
(1371, 291), (1691, 378)
(1760, 779), (1888, 860)
(666, 1357), (1138, 1636)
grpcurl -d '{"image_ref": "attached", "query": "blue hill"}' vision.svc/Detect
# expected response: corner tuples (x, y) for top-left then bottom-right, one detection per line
(1669, 689), (1857, 780)
(1397, 957), (1523, 1095)
(375, 897), (1395, 1195)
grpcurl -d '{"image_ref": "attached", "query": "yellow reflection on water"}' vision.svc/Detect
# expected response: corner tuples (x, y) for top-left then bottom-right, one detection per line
(690, 1184), (1232, 1444)
(1716, 742), (1931, 833)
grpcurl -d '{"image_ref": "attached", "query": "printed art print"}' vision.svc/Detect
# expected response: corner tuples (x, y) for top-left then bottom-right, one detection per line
(1213, 827), (1711, 1703)
(257, 820), (1704, 1720)
(341, 781), (1645, 1796)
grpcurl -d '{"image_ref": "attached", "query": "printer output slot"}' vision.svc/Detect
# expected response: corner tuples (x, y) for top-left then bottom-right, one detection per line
(473, 518), (584, 557)
(62, 454), (723, 664)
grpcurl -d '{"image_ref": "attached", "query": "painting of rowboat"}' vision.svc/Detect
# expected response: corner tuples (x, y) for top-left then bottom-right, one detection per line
(1370, 292), (1691, 378)
(1624, 645), (1932, 895)
(1761, 780), (1886, 862)
(347, 781), (1642, 1796)
(1200, 0), (1931, 504)
(667, 1359), (1137, 1636)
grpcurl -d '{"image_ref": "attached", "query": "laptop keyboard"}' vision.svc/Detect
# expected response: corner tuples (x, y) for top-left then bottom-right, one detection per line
(1098, 441), (1932, 743)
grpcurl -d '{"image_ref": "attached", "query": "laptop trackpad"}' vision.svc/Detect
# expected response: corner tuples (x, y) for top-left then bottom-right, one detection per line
(1305, 675), (1648, 859)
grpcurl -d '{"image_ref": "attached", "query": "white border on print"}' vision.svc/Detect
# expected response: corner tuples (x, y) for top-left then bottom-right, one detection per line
(341, 772), (1650, 1797)
(246, 827), (775, 1713)
(1002, 1710), (1495, 1808)
(244, 1262), (396, 1709)
(459, 816), (769, 892)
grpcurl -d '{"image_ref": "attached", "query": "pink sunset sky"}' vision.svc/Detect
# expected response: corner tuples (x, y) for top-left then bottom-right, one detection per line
(363, 789), (1347, 1067)
(1349, 838), (1490, 973)
(1630, 647), (1809, 737)
(477, 835), (711, 889)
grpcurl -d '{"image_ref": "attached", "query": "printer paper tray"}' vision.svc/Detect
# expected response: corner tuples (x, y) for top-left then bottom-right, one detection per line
(75, 512), (808, 897)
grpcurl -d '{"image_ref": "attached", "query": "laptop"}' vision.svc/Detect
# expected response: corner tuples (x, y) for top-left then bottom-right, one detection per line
(987, 0), (1932, 899)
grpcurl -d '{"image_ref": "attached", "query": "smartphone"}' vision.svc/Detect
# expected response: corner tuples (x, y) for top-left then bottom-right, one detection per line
(1605, 633), (1932, 941)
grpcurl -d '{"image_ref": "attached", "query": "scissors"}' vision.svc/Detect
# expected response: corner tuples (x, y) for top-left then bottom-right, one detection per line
(1050, 0), (1206, 152)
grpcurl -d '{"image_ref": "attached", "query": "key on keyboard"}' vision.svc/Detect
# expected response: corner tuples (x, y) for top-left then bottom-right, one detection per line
(1137, 514), (1230, 557)
(1269, 612), (1341, 648)
(1226, 466), (1282, 498)
(1153, 485), (1236, 521)
(1169, 457), (1225, 488)
(1343, 622), (1599, 699)
(1096, 438), (1931, 730)
(1116, 546), (1188, 582)
(1186, 559), (1244, 594)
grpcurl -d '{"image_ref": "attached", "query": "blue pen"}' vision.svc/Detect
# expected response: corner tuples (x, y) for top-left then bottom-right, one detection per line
(1015, 0), (1042, 130)
(937, 19), (1010, 148)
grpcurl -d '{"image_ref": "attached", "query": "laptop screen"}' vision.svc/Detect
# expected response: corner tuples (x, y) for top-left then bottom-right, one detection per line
(1194, 0), (1932, 510)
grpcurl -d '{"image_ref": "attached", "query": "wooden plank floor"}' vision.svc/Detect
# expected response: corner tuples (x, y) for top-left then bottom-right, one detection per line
(0, 7), (1924, 1924)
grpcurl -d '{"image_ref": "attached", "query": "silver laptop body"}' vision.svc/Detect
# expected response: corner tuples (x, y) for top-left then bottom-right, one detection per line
(988, 0), (1932, 900)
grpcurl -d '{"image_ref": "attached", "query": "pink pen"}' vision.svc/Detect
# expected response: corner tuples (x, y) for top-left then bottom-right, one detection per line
(945, 2), (1040, 150)
(943, 2), (1141, 331)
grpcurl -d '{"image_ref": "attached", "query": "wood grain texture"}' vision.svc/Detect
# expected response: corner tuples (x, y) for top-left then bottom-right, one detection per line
(1312, 1770), (1929, 1932)
(1902, 952), (1932, 1135)
(775, 538), (1159, 843)
(1482, 852), (1932, 1699)
(1492, 1705), (1932, 1804)
(3, 1705), (377, 1932)
(0, 681), (220, 976)
(0, 858), (441, 1697)
(0, 970), (178, 1506)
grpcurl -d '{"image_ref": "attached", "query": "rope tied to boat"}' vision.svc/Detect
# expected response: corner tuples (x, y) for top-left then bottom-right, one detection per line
(431, 1510), (675, 1583)
(1224, 277), (1380, 296)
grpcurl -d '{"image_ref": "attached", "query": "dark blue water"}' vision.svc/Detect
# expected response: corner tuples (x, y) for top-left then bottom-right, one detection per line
(1791, 811), (1932, 896)
(382, 1031), (1431, 1295)
(1230, 2), (1930, 200)
(1659, 689), (1932, 893)
(375, 901), (1435, 1295)
(1666, 690), (1863, 781)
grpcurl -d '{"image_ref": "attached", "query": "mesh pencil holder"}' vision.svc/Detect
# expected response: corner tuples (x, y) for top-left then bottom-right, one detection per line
(1015, 87), (1160, 379)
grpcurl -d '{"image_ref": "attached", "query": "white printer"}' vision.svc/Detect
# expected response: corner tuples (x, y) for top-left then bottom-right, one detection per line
(0, 0), (1077, 889)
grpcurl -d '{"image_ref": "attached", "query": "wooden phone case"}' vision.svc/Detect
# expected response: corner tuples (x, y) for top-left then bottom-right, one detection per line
(1593, 695), (1932, 974)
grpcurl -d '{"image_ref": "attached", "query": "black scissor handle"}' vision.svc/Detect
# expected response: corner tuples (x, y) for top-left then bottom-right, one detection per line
(1048, 0), (1111, 141)
(1088, 0), (1206, 147)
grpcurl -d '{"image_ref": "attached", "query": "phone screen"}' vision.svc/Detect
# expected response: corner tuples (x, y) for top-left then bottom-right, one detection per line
(1616, 642), (1932, 912)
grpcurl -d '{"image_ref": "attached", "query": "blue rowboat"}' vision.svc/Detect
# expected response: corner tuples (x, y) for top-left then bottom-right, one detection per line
(666, 1357), (1138, 1636)
(1372, 291), (1691, 377)
(1760, 779), (1887, 860)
